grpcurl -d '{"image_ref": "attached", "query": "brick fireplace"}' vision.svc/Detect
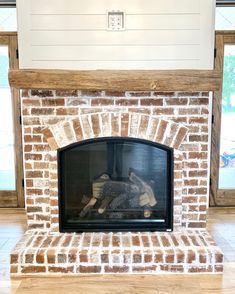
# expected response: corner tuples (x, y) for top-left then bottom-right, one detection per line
(10, 88), (223, 275)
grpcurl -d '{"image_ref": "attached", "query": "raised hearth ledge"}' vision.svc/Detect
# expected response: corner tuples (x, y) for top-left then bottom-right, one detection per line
(10, 231), (223, 275)
(9, 69), (221, 91)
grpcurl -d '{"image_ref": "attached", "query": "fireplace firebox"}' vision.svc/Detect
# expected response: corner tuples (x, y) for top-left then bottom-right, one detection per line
(58, 137), (173, 232)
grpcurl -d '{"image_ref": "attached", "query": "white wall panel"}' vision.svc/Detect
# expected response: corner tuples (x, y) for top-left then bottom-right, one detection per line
(30, 0), (200, 14)
(16, 0), (215, 70)
(31, 14), (200, 31)
(30, 31), (201, 46)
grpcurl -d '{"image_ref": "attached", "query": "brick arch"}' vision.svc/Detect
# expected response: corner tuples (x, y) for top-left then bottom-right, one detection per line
(44, 111), (187, 231)
(42, 111), (188, 151)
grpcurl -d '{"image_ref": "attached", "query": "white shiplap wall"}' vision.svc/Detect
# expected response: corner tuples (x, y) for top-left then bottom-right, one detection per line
(17, 0), (215, 70)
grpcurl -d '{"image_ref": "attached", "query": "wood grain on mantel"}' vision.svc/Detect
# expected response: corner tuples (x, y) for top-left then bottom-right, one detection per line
(9, 69), (222, 91)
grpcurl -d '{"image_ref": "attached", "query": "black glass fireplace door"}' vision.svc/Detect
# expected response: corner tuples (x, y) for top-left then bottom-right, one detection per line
(58, 137), (173, 232)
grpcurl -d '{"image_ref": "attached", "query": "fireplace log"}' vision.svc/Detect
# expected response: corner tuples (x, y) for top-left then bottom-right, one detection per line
(79, 197), (97, 218)
(97, 181), (140, 214)
(98, 196), (114, 214)
(129, 172), (157, 207)
(139, 192), (151, 207)
(109, 193), (129, 210)
(92, 173), (110, 199)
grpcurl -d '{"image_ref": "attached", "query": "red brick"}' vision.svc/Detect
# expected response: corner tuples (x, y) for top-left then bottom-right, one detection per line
(79, 266), (101, 273)
(165, 249), (175, 263)
(188, 222), (206, 228)
(56, 90), (78, 97)
(133, 251), (142, 263)
(142, 235), (151, 247)
(31, 108), (54, 115)
(189, 117), (207, 124)
(121, 113), (129, 137)
(153, 108), (174, 115)
(81, 90), (103, 96)
(112, 234), (120, 247)
(144, 251), (153, 263)
(24, 135), (42, 143)
(166, 98), (188, 105)
(151, 235), (160, 247)
(189, 135), (208, 142)
(101, 251), (109, 263)
(62, 235), (72, 247)
(102, 234), (111, 247)
(160, 265), (184, 273)
(154, 250), (163, 263)
(181, 235), (191, 246)
(188, 266), (213, 273)
(128, 108), (151, 114)
(173, 127), (188, 149)
(188, 152), (207, 160)
(178, 92), (200, 97)
(155, 120), (168, 143)
(91, 98), (114, 106)
(42, 98), (65, 106)
(56, 108), (78, 115)
(188, 188), (207, 195)
(160, 236), (171, 247)
(187, 250), (196, 263)
(79, 250), (88, 262)
(178, 108), (199, 115)
(175, 249), (185, 263)
(128, 91), (151, 97)
(138, 115), (149, 137)
(47, 249), (56, 264)
(105, 91), (125, 97)
(189, 170), (207, 177)
(10, 265), (18, 274)
(10, 254), (18, 264)
(27, 206), (42, 213)
(36, 249), (45, 263)
(31, 90), (54, 97)
(132, 235), (141, 247)
(165, 123), (179, 146)
(198, 249), (207, 263)
(25, 154), (43, 161)
(115, 99), (138, 106)
(49, 266), (74, 273)
(132, 265), (157, 272)
(91, 114), (101, 137)
(153, 91), (175, 97)
(215, 265), (223, 272)
(51, 236), (62, 247)
(21, 266), (46, 274)
(140, 99), (163, 106)
(123, 250), (131, 264)
(104, 266), (129, 273)
(189, 98), (208, 105)
(215, 252), (223, 263)
(170, 235), (179, 247)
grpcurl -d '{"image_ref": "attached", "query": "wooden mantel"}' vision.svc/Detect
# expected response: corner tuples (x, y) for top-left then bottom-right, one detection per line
(9, 69), (221, 91)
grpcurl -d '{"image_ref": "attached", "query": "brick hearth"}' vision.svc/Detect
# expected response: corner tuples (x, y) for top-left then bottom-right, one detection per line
(11, 231), (223, 275)
(10, 90), (223, 275)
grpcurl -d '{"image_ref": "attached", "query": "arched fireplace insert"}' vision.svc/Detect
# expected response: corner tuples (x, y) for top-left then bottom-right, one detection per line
(58, 137), (173, 232)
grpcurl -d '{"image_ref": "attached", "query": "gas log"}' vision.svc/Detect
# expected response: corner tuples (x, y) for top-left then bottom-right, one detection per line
(79, 171), (157, 218)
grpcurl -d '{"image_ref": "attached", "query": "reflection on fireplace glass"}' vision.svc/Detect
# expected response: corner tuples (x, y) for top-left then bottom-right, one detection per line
(58, 137), (173, 232)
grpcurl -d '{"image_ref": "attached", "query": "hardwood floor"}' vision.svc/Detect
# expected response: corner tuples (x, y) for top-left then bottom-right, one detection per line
(0, 207), (234, 294)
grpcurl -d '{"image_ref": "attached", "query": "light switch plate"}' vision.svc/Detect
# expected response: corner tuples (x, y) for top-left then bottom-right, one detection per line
(107, 11), (125, 31)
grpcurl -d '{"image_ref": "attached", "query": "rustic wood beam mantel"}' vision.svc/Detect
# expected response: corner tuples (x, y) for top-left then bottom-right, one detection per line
(9, 69), (222, 91)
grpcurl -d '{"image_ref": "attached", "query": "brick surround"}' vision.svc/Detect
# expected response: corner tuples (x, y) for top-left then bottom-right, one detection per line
(11, 90), (223, 275)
